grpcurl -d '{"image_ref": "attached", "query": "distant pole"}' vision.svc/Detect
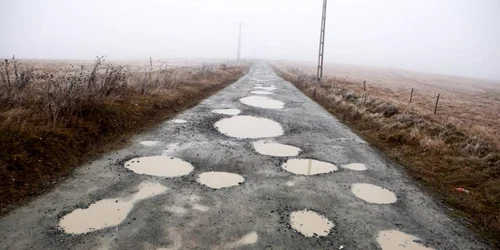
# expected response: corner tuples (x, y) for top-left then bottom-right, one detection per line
(317, 0), (328, 82)
(237, 22), (242, 61)
(409, 88), (414, 104)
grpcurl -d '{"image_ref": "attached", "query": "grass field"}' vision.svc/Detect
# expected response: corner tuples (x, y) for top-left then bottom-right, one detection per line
(273, 61), (500, 246)
(0, 57), (248, 214)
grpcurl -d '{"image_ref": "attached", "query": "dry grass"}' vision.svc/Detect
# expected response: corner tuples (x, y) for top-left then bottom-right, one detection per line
(0, 57), (248, 214)
(273, 63), (500, 246)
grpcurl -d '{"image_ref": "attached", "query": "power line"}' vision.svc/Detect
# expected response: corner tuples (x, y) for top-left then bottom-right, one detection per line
(317, 0), (327, 82)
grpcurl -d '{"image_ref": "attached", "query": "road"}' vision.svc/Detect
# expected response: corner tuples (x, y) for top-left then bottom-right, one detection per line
(0, 63), (488, 249)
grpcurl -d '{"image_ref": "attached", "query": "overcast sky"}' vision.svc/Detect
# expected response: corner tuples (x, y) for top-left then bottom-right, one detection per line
(1, 0), (499, 80)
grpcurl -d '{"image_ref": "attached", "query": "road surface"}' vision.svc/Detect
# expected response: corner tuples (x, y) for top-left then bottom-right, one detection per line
(0, 63), (488, 249)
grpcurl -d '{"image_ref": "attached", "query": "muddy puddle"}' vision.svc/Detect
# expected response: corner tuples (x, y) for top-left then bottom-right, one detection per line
(59, 182), (167, 234)
(125, 156), (194, 177)
(377, 230), (433, 250)
(253, 140), (301, 157)
(225, 232), (258, 248)
(212, 109), (241, 116)
(290, 210), (333, 237)
(239, 96), (284, 109)
(172, 119), (187, 124)
(342, 163), (367, 171)
(281, 159), (338, 175)
(214, 115), (284, 139)
(140, 141), (159, 146)
(251, 90), (274, 95)
(254, 86), (277, 91)
(351, 183), (397, 204)
(197, 172), (244, 189)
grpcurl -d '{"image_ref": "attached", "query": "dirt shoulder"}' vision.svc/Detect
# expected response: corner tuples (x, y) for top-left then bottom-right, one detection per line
(0, 59), (248, 215)
(272, 64), (500, 247)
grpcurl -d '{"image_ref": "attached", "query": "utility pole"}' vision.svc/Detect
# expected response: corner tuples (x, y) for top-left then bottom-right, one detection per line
(317, 0), (327, 82)
(237, 22), (242, 61)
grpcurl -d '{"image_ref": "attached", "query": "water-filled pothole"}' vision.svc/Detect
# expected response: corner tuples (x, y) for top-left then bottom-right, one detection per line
(254, 86), (277, 91)
(212, 109), (241, 116)
(140, 141), (159, 146)
(281, 159), (338, 175)
(377, 230), (434, 250)
(225, 231), (258, 248)
(59, 182), (167, 234)
(290, 210), (334, 237)
(253, 140), (301, 157)
(251, 90), (274, 95)
(124, 156), (194, 177)
(239, 96), (284, 109)
(342, 163), (367, 171)
(351, 183), (397, 204)
(197, 172), (244, 189)
(214, 115), (284, 139)
(172, 119), (187, 123)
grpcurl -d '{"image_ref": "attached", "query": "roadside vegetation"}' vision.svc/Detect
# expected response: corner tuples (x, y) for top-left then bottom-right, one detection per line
(273, 64), (500, 246)
(0, 57), (248, 214)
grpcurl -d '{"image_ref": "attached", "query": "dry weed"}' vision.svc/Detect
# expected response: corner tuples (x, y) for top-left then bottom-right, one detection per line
(273, 64), (500, 246)
(0, 57), (248, 215)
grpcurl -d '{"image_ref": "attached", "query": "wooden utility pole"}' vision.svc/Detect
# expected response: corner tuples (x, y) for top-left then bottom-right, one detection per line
(317, 0), (327, 82)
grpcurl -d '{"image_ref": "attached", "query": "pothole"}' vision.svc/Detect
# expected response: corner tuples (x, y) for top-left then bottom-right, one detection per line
(225, 231), (258, 248)
(197, 172), (244, 189)
(239, 96), (284, 109)
(281, 159), (338, 175)
(377, 230), (434, 250)
(254, 86), (277, 91)
(172, 119), (187, 124)
(251, 90), (274, 95)
(253, 140), (301, 157)
(59, 182), (167, 234)
(140, 141), (159, 146)
(214, 115), (284, 139)
(342, 163), (367, 171)
(290, 210), (334, 237)
(124, 156), (194, 177)
(212, 108), (241, 116)
(351, 183), (397, 204)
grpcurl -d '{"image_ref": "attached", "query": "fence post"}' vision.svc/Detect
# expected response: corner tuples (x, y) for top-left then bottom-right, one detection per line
(363, 81), (367, 105)
(434, 94), (440, 114)
(149, 57), (153, 69)
(409, 88), (413, 104)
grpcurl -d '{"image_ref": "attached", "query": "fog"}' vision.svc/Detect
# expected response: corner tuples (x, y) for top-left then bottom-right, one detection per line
(1, 0), (499, 80)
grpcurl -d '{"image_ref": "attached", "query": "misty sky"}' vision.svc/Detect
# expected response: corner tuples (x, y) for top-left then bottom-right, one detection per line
(1, 0), (499, 80)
